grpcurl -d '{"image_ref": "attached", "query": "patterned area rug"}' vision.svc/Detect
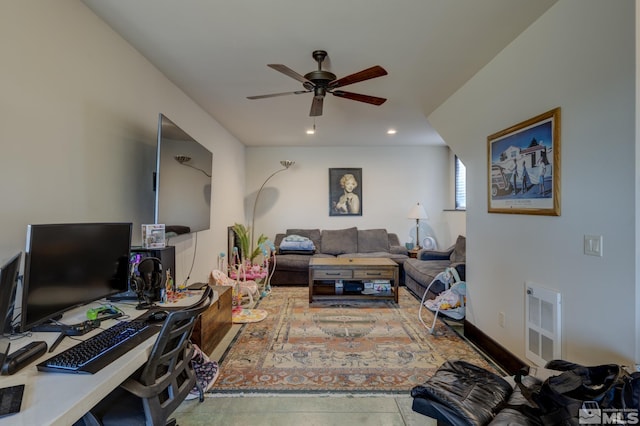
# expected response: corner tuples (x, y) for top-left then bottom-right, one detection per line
(210, 286), (499, 394)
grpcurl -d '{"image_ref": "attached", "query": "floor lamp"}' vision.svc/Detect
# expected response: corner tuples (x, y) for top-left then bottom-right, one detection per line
(408, 202), (428, 250)
(250, 160), (295, 253)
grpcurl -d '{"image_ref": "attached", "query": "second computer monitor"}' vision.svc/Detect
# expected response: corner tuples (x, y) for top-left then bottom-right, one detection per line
(0, 252), (21, 336)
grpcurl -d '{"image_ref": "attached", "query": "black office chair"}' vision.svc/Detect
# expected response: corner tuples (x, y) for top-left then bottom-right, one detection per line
(77, 286), (214, 426)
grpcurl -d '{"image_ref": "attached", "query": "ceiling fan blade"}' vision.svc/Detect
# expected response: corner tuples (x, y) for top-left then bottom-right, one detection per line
(329, 65), (387, 89)
(247, 90), (309, 100)
(310, 96), (324, 116)
(332, 90), (387, 106)
(268, 64), (313, 84)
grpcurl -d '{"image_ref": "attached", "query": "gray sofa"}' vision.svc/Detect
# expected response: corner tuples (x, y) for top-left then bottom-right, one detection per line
(404, 235), (466, 299)
(271, 227), (409, 285)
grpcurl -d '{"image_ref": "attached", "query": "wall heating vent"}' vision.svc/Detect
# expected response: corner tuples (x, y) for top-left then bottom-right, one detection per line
(525, 282), (561, 366)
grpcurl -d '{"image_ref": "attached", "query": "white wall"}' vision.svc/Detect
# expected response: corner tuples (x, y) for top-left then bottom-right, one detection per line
(0, 1), (246, 286)
(430, 0), (636, 365)
(245, 146), (460, 249)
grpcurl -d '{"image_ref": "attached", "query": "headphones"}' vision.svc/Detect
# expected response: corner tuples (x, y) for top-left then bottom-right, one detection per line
(131, 257), (163, 310)
(131, 257), (163, 292)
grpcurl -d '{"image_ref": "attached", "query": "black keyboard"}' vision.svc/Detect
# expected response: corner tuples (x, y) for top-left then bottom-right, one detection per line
(37, 320), (160, 374)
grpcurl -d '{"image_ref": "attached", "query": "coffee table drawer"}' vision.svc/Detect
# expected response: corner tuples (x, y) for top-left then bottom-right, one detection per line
(353, 269), (395, 279)
(313, 269), (353, 279)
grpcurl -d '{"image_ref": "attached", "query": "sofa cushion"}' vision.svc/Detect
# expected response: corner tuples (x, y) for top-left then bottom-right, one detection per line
(450, 235), (466, 263)
(337, 251), (396, 259)
(321, 227), (358, 255)
(275, 253), (316, 270)
(358, 229), (390, 253)
(404, 258), (452, 287)
(275, 252), (334, 271)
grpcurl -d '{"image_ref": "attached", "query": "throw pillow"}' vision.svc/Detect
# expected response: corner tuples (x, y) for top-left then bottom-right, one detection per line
(321, 227), (358, 255)
(279, 235), (316, 253)
(286, 229), (321, 252)
(357, 229), (390, 253)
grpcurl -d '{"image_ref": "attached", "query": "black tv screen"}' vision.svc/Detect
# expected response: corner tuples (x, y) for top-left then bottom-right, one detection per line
(21, 223), (132, 331)
(154, 114), (212, 234)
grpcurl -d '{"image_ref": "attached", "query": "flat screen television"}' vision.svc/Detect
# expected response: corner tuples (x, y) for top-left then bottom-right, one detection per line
(20, 223), (132, 332)
(0, 252), (21, 336)
(154, 114), (212, 235)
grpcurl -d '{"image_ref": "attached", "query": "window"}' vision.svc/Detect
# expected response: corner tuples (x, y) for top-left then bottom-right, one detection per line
(455, 156), (466, 210)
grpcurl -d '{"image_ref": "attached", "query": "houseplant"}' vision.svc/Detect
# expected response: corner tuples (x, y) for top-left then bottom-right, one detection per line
(231, 223), (267, 264)
(230, 223), (275, 297)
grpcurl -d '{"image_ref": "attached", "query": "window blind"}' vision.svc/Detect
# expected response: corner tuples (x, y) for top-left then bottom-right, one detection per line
(455, 156), (466, 210)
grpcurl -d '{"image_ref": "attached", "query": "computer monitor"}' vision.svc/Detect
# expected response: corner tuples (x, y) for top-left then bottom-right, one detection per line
(0, 252), (20, 336)
(21, 223), (132, 332)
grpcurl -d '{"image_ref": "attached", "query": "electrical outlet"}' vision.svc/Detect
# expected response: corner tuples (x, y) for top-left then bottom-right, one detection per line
(498, 312), (505, 328)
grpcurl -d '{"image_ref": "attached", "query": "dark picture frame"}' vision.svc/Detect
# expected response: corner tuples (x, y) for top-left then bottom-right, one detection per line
(329, 168), (362, 216)
(488, 107), (561, 216)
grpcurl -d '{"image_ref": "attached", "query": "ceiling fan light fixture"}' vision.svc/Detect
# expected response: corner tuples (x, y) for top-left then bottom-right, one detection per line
(306, 118), (317, 135)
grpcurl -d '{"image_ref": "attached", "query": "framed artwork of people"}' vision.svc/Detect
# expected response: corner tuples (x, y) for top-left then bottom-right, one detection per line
(487, 107), (561, 216)
(329, 168), (362, 216)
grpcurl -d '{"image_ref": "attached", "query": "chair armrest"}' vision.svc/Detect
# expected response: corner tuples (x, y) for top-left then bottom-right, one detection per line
(419, 243), (456, 260)
(273, 233), (286, 247)
(418, 249), (452, 261)
(120, 376), (157, 399)
(390, 245), (408, 255)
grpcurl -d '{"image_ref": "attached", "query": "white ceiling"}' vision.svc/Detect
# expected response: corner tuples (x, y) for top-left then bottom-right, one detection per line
(81, 0), (557, 147)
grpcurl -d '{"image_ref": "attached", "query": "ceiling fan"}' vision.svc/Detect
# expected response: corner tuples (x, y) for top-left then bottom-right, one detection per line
(247, 50), (388, 117)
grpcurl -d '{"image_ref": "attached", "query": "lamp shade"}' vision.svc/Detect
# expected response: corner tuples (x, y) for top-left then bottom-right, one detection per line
(408, 203), (428, 220)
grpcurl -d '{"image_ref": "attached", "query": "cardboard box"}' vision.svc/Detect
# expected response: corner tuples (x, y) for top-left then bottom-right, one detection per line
(142, 224), (166, 248)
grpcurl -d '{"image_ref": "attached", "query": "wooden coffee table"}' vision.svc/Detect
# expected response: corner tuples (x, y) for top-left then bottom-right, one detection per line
(308, 257), (399, 303)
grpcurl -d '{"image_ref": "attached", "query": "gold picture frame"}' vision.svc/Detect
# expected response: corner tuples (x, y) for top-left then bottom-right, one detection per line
(488, 107), (561, 216)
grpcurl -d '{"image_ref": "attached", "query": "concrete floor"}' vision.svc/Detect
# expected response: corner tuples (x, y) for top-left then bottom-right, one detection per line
(174, 394), (436, 425)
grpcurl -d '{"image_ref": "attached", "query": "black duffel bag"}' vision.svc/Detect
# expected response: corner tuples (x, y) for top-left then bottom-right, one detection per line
(514, 360), (640, 425)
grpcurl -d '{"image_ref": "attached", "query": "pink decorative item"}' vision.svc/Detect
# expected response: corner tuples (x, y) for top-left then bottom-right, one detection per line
(209, 268), (259, 307)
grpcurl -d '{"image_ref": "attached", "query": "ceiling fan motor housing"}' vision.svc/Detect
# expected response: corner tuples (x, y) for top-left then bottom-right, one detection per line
(305, 70), (336, 88)
(306, 50), (336, 88)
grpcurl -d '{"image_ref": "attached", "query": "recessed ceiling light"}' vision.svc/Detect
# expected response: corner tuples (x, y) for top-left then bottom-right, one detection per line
(306, 129), (315, 135)
(387, 129), (397, 135)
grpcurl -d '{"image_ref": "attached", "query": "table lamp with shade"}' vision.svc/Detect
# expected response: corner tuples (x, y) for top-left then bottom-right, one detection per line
(408, 202), (428, 249)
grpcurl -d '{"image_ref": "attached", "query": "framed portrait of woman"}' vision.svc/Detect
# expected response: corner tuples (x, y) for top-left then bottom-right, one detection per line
(329, 168), (362, 216)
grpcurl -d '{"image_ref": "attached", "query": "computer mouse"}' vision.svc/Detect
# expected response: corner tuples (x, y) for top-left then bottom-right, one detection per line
(148, 310), (169, 323)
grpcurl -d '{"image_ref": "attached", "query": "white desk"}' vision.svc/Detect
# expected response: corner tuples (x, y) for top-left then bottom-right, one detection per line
(0, 290), (209, 426)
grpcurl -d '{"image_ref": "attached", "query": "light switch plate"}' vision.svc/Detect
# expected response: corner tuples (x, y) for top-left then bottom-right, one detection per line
(584, 235), (603, 257)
